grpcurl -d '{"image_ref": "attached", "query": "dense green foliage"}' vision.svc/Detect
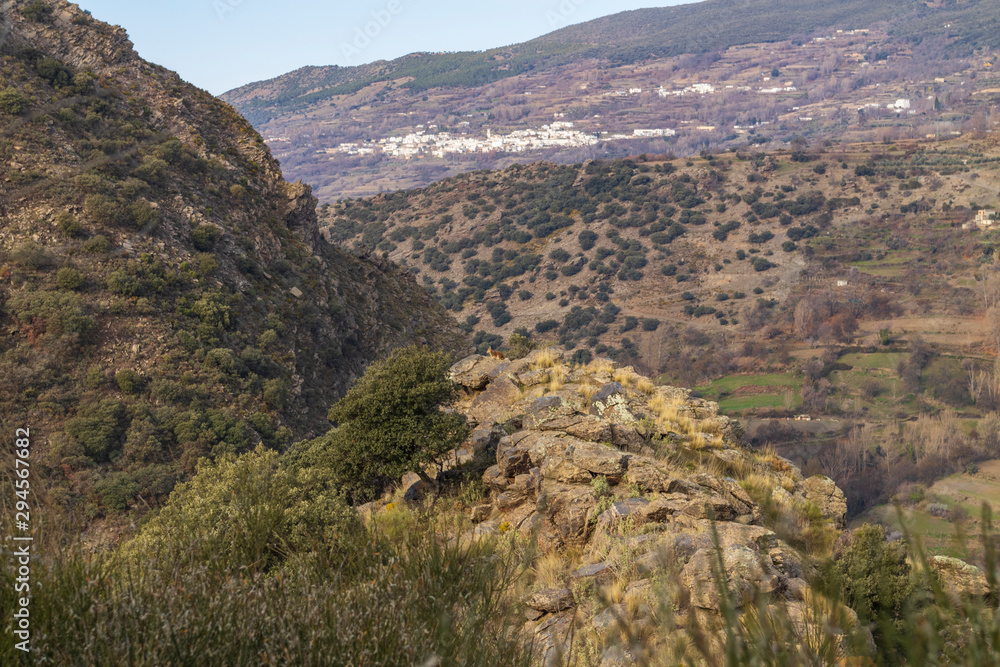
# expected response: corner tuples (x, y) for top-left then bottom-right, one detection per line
(289, 345), (470, 503)
(1, 499), (527, 666)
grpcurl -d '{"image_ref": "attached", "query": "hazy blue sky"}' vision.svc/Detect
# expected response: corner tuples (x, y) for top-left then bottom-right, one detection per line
(75, 1), (693, 95)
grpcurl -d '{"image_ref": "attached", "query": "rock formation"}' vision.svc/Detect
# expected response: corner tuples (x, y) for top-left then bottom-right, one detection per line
(449, 347), (855, 663)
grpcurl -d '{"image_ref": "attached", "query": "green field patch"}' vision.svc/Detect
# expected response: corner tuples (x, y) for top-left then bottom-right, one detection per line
(871, 506), (969, 559)
(839, 352), (907, 370)
(698, 373), (801, 395)
(719, 394), (792, 411)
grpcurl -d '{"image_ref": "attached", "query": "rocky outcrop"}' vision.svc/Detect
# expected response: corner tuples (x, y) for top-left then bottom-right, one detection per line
(445, 348), (860, 663)
(931, 556), (989, 600)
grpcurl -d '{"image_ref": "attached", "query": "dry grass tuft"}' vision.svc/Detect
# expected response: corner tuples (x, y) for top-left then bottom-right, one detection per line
(635, 376), (656, 395)
(580, 381), (599, 404)
(613, 368), (636, 387)
(585, 358), (615, 374)
(547, 363), (567, 392)
(531, 347), (560, 370)
(532, 552), (568, 589)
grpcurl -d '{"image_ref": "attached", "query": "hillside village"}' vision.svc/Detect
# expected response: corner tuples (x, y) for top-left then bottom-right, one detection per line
(327, 122), (675, 160)
(250, 25), (1000, 200)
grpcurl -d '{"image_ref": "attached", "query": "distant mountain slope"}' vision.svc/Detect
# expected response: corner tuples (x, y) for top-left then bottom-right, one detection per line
(222, 0), (937, 123)
(220, 0), (1000, 202)
(0, 0), (461, 519)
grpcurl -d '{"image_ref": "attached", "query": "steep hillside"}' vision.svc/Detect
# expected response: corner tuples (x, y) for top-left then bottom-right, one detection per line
(0, 0), (461, 521)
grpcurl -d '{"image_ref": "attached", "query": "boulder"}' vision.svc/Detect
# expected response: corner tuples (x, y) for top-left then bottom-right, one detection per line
(800, 475), (848, 528)
(626, 459), (674, 493)
(470, 426), (500, 457)
(527, 588), (576, 613)
(589, 382), (637, 424)
(536, 414), (614, 443)
(470, 504), (492, 523)
(641, 494), (690, 522)
(401, 472), (426, 501)
(610, 424), (647, 451)
(594, 498), (650, 532)
(710, 522), (775, 552)
(517, 368), (551, 388)
(570, 561), (616, 586)
(541, 456), (593, 484)
(568, 440), (628, 479)
(680, 545), (779, 610)
(468, 376), (522, 425)
(537, 485), (598, 551)
(592, 603), (625, 635)
(482, 465), (510, 492)
(931, 556), (988, 599)
(533, 610), (574, 666)
(450, 354), (500, 390)
(497, 443), (532, 478)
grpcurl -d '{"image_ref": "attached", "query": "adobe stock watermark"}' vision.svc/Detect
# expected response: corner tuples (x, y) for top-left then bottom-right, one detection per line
(546, 0), (587, 29)
(212, 0), (247, 21)
(340, 1), (404, 62)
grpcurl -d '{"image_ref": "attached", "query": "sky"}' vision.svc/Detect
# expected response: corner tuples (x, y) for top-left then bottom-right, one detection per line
(75, 0), (693, 95)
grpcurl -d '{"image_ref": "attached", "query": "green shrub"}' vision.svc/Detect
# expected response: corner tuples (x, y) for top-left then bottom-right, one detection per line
(57, 212), (85, 238)
(191, 224), (223, 251)
(84, 194), (118, 227)
(121, 446), (361, 574)
(10, 241), (54, 270)
(82, 235), (111, 254)
(833, 523), (912, 638)
(64, 399), (129, 463)
(56, 267), (84, 291)
(0, 87), (30, 115)
(94, 472), (139, 512)
(115, 369), (145, 395)
(310, 345), (470, 503)
(133, 156), (168, 185)
(262, 378), (289, 409)
(21, 1), (54, 22)
(8, 291), (95, 340)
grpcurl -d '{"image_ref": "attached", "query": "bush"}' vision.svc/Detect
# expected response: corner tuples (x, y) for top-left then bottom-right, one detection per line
(115, 369), (145, 395)
(313, 346), (470, 503)
(64, 399), (129, 463)
(21, 1), (54, 22)
(94, 472), (140, 512)
(57, 212), (85, 238)
(535, 319), (559, 334)
(83, 235), (111, 254)
(641, 318), (661, 331)
(84, 194), (118, 227)
(579, 230), (598, 251)
(10, 242), (54, 270)
(834, 524), (911, 638)
(121, 446), (361, 573)
(0, 88), (30, 115)
(191, 224), (223, 251)
(8, 290), (95, 341)
(549, 248), (571, 263)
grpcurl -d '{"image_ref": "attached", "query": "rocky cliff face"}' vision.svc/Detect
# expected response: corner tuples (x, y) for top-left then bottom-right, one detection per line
(449, 348), (854, 663)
